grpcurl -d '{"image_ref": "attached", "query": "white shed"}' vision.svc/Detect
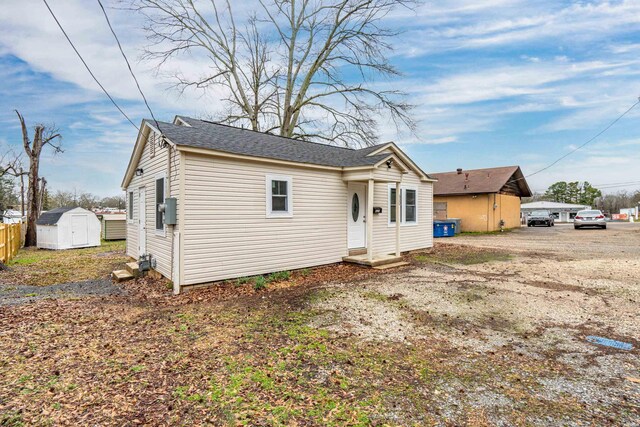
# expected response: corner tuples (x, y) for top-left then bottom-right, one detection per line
(36, 207), (101, 250)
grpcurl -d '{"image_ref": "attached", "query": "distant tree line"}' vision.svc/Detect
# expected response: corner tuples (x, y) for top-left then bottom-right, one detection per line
(0, 181), (124, 213)
(542, 181), (602, 206)
(44, 190), (125, 211)
(524, 180), (640, 215)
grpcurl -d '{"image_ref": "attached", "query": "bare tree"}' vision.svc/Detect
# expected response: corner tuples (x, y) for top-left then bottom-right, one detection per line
(133, 0), (415, 147)
(15, 111), (62, 247)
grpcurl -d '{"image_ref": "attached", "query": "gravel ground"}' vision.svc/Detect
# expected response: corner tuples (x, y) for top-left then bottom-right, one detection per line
(310, 222), (640, 425)
(0, 278), (124, 306)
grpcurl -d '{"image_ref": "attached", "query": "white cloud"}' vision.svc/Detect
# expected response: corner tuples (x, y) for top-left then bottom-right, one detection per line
(397, 0), (640, 56)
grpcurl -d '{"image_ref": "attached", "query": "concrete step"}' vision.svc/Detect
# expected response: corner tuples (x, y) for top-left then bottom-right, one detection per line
(125, 262), (140, 276)
(343, 254), (403, 267)
(112, 269), (135, 282)
(373, 261), (411, 270)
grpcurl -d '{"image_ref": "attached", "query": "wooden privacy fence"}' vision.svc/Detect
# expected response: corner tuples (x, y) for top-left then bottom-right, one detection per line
(0, 223), (22, 263)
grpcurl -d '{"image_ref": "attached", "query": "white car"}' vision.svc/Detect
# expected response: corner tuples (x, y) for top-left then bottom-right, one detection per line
(574, 210), (607, 230)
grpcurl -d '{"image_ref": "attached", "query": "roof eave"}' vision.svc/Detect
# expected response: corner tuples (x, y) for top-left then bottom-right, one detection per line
(121, 121), (178, 190)
(365, 141), (433, 181)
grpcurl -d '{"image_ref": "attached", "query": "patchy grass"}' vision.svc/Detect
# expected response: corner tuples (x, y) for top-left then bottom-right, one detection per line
(1, 240), (127, 286)
(413, 243), (512, 265)
(0, 282), (610, 426)
(0, 243), (636, 426)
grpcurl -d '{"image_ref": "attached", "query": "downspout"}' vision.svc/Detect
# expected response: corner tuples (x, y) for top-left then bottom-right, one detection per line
(166, 143), (179, 294)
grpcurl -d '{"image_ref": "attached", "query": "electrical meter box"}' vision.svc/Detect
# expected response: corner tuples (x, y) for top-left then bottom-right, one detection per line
(164, 197), (177, 225)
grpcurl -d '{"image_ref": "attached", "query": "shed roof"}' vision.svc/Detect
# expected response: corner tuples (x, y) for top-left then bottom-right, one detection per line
(149, 117), (391, 168)
(101, 214), (126, 221)
(36, 207), (76, 226)
(431, 166), (532, 197)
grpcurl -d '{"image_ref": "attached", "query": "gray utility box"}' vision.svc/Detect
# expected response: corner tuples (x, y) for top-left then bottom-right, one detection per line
(164, 197), (177, 225)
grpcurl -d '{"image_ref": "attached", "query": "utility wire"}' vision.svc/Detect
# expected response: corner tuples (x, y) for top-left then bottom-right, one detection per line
(96, 0), (163, 136)
(531, 180), (640, 193)
(525, 98), (640, 179)
(42, 0), (138, 130)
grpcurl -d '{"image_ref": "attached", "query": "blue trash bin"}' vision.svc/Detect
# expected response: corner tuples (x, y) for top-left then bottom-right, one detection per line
(434, 220), (456, 238)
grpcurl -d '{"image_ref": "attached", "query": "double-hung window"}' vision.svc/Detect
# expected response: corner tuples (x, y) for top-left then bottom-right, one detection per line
(266, 174), (293, 217)
(388, 185), (418, 225)
(390, 188), (399, 223)
(405, 189), (417, 223)
(155, 176), (165, 232)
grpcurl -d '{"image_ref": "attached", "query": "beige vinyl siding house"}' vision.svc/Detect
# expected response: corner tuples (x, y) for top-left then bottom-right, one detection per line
(122, 116), (436, 294)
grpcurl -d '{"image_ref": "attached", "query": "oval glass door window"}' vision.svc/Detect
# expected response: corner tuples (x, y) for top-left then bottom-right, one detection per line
(352, 193), (360, 222)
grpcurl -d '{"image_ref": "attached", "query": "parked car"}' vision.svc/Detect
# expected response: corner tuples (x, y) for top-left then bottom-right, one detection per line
(574, 210), (607, 229)
(527, 210), (554, 227)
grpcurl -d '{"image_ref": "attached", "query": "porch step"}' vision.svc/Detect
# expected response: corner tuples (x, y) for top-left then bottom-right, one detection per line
(342, 254), (403, 268)
(373, 261), (410, 270)
(125, 262), (140, 277)
(112, 269), (135, 282)
(348, 247), (367, 256)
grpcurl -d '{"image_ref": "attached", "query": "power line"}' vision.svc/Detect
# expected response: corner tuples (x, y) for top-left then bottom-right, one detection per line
(96, 0), (163, 135)
(525, 98), (640, 179)
(42, 0), (138, 130)
(532, 180), (640, 192)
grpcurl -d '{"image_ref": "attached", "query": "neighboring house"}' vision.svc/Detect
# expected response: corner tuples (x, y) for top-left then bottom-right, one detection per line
(36, 207), (101, 250)
(2, 209), (25, 224)
(99, 214), (126, 240)
(121, 116), (436, 294)
(521, 201), (591, 223)
(431, 166), (531, 232)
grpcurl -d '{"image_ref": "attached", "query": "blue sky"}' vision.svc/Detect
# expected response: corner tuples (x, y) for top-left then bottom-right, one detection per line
(1, 0), (640, 197)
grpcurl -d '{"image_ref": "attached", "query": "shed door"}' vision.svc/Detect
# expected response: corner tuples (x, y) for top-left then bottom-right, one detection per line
(71, 215), (89, 246)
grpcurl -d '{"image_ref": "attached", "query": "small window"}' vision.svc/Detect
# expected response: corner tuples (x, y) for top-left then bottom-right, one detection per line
(272, 180), (288, 211)
(390, 188), (398, 223)
(128, 191), (134, 221)
(266, 174), (293, 217)
(405, 189), (416, 223)
(155, 177), (165, 231)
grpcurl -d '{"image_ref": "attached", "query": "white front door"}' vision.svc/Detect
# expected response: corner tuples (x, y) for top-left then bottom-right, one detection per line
(71, 215), (88, 246)
(348, 183), (367, 249)
(138, 187), (146, 256)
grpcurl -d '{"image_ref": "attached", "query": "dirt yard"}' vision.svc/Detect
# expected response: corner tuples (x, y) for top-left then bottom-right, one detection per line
(0, 224), (639, 426)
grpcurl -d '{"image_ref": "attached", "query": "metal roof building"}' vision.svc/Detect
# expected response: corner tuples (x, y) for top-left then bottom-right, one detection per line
(521, 201), (591, 223)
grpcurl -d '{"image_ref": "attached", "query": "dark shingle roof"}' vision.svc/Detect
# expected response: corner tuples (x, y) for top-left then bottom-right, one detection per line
(148, 117), (391, 168)
(36, 207), (76, 226)
(431, 166), (532, 197)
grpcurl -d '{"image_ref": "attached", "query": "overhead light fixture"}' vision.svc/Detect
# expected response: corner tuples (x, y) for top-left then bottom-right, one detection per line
(386, 159), (393, 169)
(135, 168), (144, 176)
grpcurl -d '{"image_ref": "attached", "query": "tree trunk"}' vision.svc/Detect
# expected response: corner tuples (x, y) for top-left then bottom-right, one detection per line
(15, 111), (60, 248)
(20, 169), (25, 216)
(24, 154), (40, 247)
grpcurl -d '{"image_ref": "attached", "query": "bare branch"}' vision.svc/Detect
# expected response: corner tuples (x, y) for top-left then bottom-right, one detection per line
(132, 0), (417, 147)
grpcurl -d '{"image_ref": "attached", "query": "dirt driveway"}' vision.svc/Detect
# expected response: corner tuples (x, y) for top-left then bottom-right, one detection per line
(312, 222), (640, 425)
(1, 225), (638, 426)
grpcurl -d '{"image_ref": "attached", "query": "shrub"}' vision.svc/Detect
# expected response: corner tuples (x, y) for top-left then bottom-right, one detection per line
(254, 276), (267, 291)
(267, 270), (291, 282)
(235, 276), (252, 286)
